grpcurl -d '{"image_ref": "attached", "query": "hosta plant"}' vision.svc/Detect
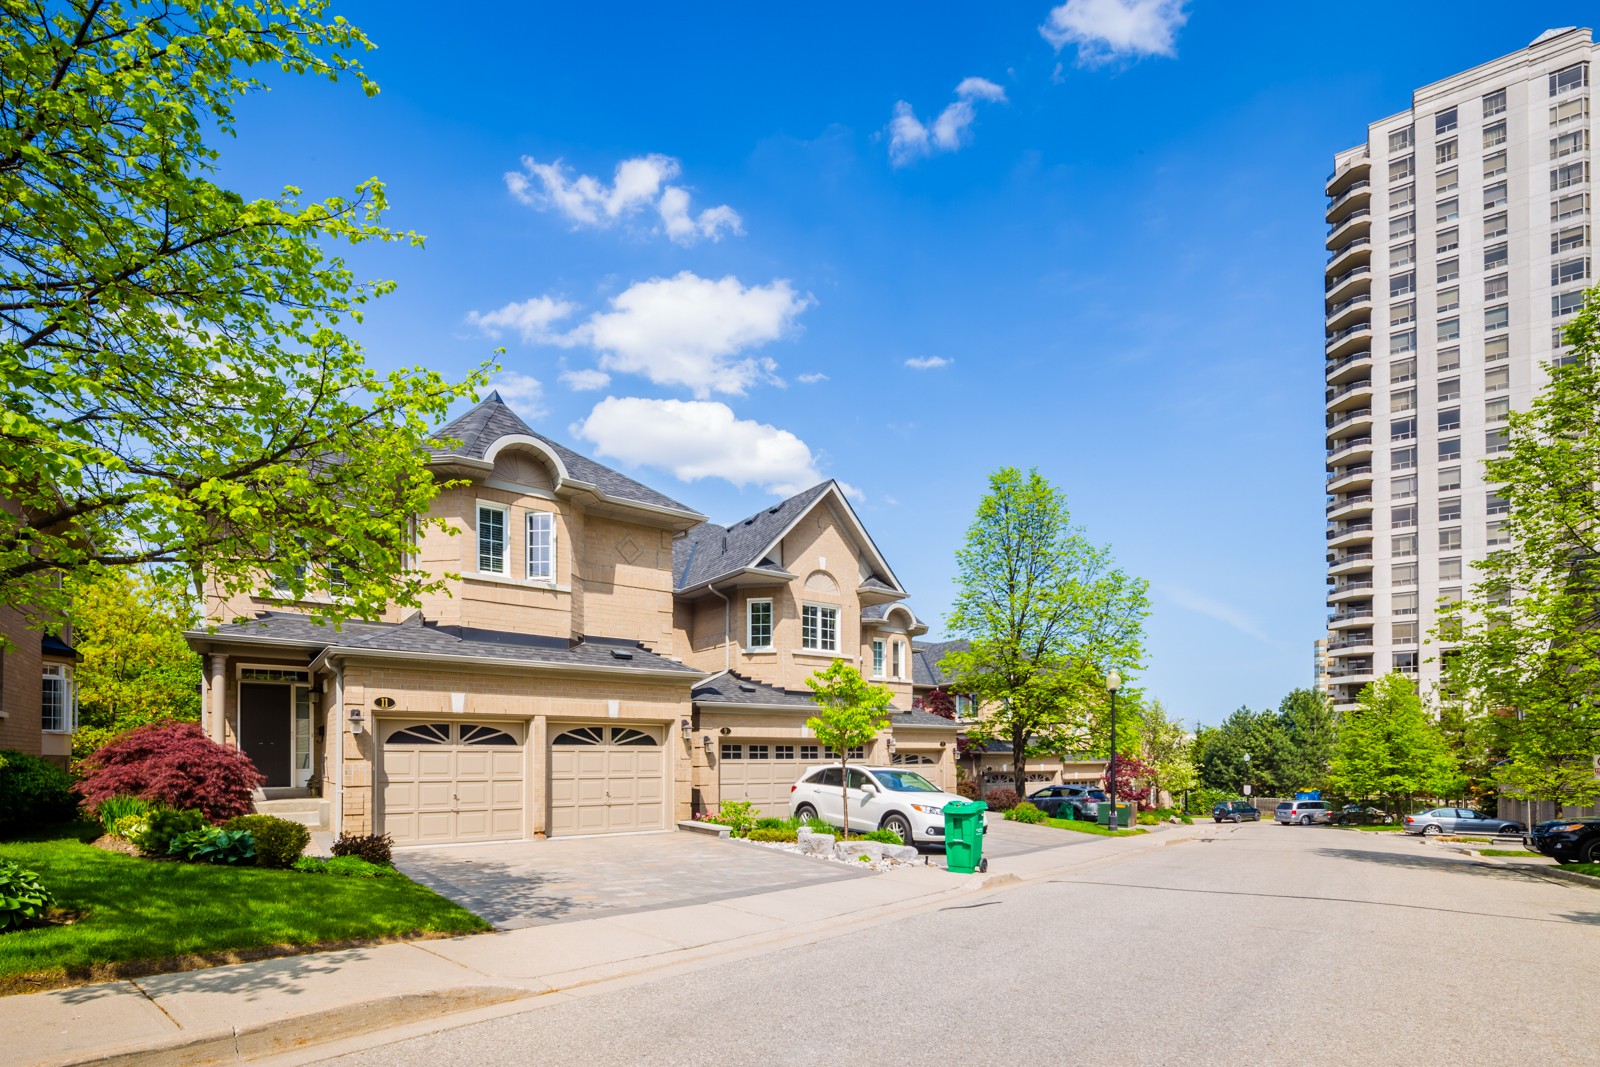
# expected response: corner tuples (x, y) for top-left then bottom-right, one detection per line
(0, 860), (54, 932)
(169, 827), (256, 865)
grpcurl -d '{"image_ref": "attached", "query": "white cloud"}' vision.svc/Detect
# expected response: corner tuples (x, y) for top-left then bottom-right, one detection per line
(486, 371), (545, 416)
(464, 295), (577, 343)
(888, 77), (1007, 167)
(905, 355), (953, 370)
(796, 372), (829, 384)
(559, 368), (611, 391)
(1159, 583), (1270, 644)
(575, 397), (828, 496)
(572, 272), (812, 398)
(505, 154), (742, 245)
(1040, 0), (1189, 65)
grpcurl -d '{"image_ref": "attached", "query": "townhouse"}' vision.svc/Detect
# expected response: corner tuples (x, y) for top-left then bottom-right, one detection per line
(0, 604), (78, 767)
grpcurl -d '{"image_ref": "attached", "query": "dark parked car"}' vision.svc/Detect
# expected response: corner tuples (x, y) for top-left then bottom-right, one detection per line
(1212, 799), (1261, 823)
(1402, 808), (1523, 836)
(1027, 784), (1106, 819)
(1526, 818), (1600, 864)
(1332, 804), (1394, 825)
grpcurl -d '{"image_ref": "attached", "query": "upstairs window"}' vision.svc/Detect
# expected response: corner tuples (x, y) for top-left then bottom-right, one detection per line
(1553, 225), (1589, 253)
(526, 511), (555, 581)
(1439, 466), (1462, 491)
(871, 638), (885, 675)
(1389, 156), (1414, 183)
(801, 604), (839, 652)
(1435, 139), (1458, 165)
(1482, 88), (1507, 117)
(1435, 108), (1458, 134)
(1437, 256), (1459, 282)
(1485, 336), (1510, 362)
(1553, 192), (1588, 220)
(748, 598), (773, 651)
(1552, 161), (1588, 190)
(1436, 168), (1458, 194)
(1482, 121), (1507, 149)
(1485, 366), (1510, 392)
(1551, 96), (1588, 126)
(1483, 181), (1508, 209)
(1484, 274), (1509, 301)
(1437, 377), (1460, 402)
(1484, 243), (1508, 270)
(1553, 129), (1588, 159)
(892, 640), (904, 679)
(1553, 256), (1589, 286)
(41, 664), (73, 733)
(1484, 212), (1508, 239)
(1388, 127), (1414, 153)
(1550, 63), (1587, 97)
(1483, 151), (1507, 179)
(477, 504), (507, 575)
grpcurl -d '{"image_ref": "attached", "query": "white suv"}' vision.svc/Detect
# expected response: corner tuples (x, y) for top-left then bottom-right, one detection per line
(789, 764), (967, 846)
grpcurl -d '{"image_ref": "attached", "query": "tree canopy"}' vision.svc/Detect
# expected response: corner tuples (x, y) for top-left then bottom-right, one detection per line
(804, 661), (892, 834)
(943, 467), (1149, 797)
(1328, 674), (1458, 808)
(1, 0), (485, 634)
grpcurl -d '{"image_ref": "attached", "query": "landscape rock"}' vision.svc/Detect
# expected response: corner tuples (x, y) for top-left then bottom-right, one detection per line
(836, 841), (886, 862)
(881, 844), (919, 862)
(797, 830), (835, 855)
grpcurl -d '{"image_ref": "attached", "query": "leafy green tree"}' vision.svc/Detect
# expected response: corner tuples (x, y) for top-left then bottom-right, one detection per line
(0, 0), (486, 634)
(1135, 698), (1197, 804)
(1329, 674), (1459, 811)
(804, 661), (893, 835)
(943, 467), (1150, 797)
(1196, 708), (1263, 795)
(1276, 688), (1337, 794)
(68, 567), (203, 758)
(1439, 288), (1600, 808)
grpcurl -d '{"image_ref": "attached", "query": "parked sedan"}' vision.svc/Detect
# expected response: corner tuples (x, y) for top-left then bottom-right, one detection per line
(1403, 807), (1524, 836)
(1331, 804), (1393, 825)
(1026, 784), (1106, 819)
(1526, 818), (1600, 864)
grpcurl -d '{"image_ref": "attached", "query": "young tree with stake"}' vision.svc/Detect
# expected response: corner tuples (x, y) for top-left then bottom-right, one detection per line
(805, 661), (893, 837)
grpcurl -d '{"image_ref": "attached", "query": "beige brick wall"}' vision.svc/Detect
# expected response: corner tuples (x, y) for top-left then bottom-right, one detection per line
(0, 606), (44, 756)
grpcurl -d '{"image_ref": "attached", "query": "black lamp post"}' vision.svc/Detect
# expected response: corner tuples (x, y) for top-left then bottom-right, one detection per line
(1106, 669), (1121, 824)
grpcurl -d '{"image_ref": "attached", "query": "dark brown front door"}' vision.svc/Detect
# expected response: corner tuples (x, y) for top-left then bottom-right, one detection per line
(239, 683), (291, 786)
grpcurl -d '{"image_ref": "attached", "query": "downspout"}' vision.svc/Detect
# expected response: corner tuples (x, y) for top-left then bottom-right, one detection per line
(708, 582), (731, 671)
(331, 658), (345, 835)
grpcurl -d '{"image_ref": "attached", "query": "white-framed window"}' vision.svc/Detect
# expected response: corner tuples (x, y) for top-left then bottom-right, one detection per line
(801, 604), (839, 652)
(1552, 96), (1588, 126)
(1553, 192), (1588, 221)
(892, 641), (904, 679)
(747, 598), (774, 651)
(1437, 227), (1459, 253)
(1553, 129), (1589, 159)
(477, 503), (508, 574)
(1485, 336), (1510, 362)
(1388, 128), (1413, 154)
(1484, 274), (1509, 301)
(955, 694), (977, 719)
(1483, 152), (1507, 179)
(1437, 347), (1460, 372)
(1554, 289), (1587, 317)
(1439, 466), (1462, 491)
(1485, 366), (1510, 392)
(871, 639), (885, 676)
(1440, 557), (1463, 581)
(1550, 63), (1588, 97)
(1436, 168), (1458, 194)
(1435, 108), (1458, 134)
(525, 510), (555, 581)
(1483, 88), (1507, 117)
(41, 664), (74, 733)
(1553, 225), (1589, 254)
(1482, 121), (1507, 149)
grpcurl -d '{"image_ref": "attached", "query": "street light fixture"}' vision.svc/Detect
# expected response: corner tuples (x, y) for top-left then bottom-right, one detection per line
(1106, 670), (1122, 825)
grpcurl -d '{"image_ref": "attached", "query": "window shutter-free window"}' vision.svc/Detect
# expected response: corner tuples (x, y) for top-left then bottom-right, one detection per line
(749, 599), (774, 650)
(526, 511), (555, 581)
(872, 639), (884, 675)
(801, 604), (838, 652)
(41, 665), (72, 733)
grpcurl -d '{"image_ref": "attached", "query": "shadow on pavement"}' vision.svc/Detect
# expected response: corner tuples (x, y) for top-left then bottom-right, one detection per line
(1312, 845), (1562, 884)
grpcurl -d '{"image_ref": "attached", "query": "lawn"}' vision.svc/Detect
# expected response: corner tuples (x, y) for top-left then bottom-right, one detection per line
(1336, 824), (1404, 832)
(1041, 818), (1147, 838)
(0, 824), (488, 994)
(1478, 848), (1540, 857)
(1567, 863), (1600, 878)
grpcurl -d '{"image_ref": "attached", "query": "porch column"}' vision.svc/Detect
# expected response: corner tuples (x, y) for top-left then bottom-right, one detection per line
(208, 653), (227, 743)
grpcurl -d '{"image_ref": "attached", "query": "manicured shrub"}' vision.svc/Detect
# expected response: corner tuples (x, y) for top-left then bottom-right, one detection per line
(301, 855), (390, 878)
(0, 860), (54, 931)
(130, 807), (207, 856)
(983, 788), (1020, 812)
(93, 794), (153, 833)
(860, 828), (903, 845)
(1136, 812), (1159, 826)
(955, 779), (981, 800)
(169, 826), (256, 864)
(112, 813), (150, 840)
(330, 832), (393, 865)
(223, 815), (311, 869)
(753, 817), (786, 831)
(801, 816), (834, 835)
(747, 827), (798, 843)
(0, 749), (78, 837)
(705, 800), (758, 838)
(76, 722), (263, 823)
(1006, 801), (1047, 824)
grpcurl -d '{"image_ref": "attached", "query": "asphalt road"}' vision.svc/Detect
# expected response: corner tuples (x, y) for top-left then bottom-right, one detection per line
(321, 824), (1600, 1066)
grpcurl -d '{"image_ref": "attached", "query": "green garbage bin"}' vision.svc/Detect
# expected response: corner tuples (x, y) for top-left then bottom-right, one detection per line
(943, 799), (988, 874)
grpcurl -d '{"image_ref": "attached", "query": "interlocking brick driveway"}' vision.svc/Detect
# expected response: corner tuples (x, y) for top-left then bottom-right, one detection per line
(395, 832), (867, 929)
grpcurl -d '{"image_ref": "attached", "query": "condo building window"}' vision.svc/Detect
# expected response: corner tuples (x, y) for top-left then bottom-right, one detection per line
(1553, 289), (1585, 316)
(1485, 335), (1510, 362)
(1436, 168), (1459, 194)
(1440, 527), (1462, 551)
(1487, 520), (1510, 545)
(1553, 192), (1588, 220)
(1484, 274), (1509, 301)
(1485, 366), (1510, 392)
(1485, 396), (1509, 421)
(1436, 198), (1459, 225)
(1483, 152), (1507, 179)
(1392, 533), (1417, 557)
(749, 598), (774, 650)
(872, 638), (884, 675)
(1551, 96), (1588, 126)
(1390, 213), (1416, 239)
(476, 503), (508, 575)
(1553, 129), (1589, 159)
(1391, 474), (1417, 500)
(1389, 128), (1414, 153)
(1439, 437), (1462, 461)
(1390, 387), (1416, 411)
(1390, 300), (1416, 326)
(1392, 623), (1419, 644)
(1390, 156), (1414, 182)
(1392, 183), (1416, 210)
(1485, 305), (1510, 332)
(1550, 62), (1588, 97)
(1390, 357), (1416, 383)
(1483, 181), (1508, 209)
(516, 510), (555, 584)
(1486, 492), (1510, 515)
(1484, 243), (1508, 270)
(1391, 446), (1417, 471)
(1391, 329), (1417, 354)
(1485, 429), (1510, 454)
(1390, 270), (1416, 297)
(1391, 241), (1417, 268)
(1392, 562), (1417, 584)
(1437, 256), (1460, 282)
(1436, 287), (1459, 313)
(1440, 557), (1463, 581)
(1552, 161), (1588, 190)
(1553, 225), (1589, 253)
(1438, 496), (1462, 521)
(1439, 466), (1462, 491)
(1482, 88), (1507, 117)
(1392, 505), (1417, 528)
(1437, 347), (1461, 372)
(1554, 256), (1590, 285)
(1437, 377), (1460, 402)
(1438, 407), (1461, 432)
(801, 604), (839, 652)
(1484, 212), (1508, 239)
(1436, 107), (1458, 134)
(1482, 121), (1507, 149)
(1437, 227), (1459, 254)
(1391, 417), (1417, 441)
(1393, 592), (1419, 616)
(1439, 587), (1463, 607)
(1437, 317), (1460, 343)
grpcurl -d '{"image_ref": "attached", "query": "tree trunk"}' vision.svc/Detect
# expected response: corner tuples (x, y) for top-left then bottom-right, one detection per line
(841, 756), (849, 839)
(1012, 725), (1028, 801)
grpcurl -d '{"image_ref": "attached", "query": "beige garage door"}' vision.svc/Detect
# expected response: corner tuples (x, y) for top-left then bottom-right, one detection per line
(548, 724), (666, 836)
(892, 750), (950, 791)
(379, 721), (526, 846)
(719, 741), (817, 817)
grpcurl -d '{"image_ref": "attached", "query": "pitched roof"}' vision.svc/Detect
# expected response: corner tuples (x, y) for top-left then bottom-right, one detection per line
(912, 639), (967, 688)
(674, 481), (835, 590)
(690, 670), (953, 728)
(191, 612), (700, 677)
(434, 393), (700, 516)
(861, 602), (923, 625)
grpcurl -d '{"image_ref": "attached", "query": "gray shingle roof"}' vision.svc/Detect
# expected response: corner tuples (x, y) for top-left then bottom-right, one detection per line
(912, 639), (967, 688)
(434, 393), (700, 516)
(193, 612), (700, 676)
(861, 602), (923, 626)
(674, 481), (835, 590)
(691, 671), (954, 728)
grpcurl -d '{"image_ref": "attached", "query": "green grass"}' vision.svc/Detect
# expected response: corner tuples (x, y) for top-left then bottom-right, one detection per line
(1338, 824), (1404, 832)
(1042, 818), (1147, 837)
(0, 824), (488, 993)
(1566, 863), (1600, 878)
(1478, 848), (1540, 857)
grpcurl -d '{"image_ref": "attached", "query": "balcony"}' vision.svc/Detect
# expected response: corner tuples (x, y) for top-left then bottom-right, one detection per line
(1326, 435), (1373, 463)
(1325, 208), (1372, 250)
(1327, 666), (1376, 685)
(1327, 523), (1374, 549)
(1326, 237), (1372, 276)
(1325, 320), (1373, 359)
(1328, 580), (1374, 604)
(1325, 293), (1372, 333)
(1325, 264), (1372, 303)
(1327, 493), (1373, 520)
(1327, 634), (1374, 654)
(1325, 179), (1372, 223)
(1325, 377), (1373, 411)
(1326, 149), (1371, 197)
(1329, 605), (1376, 629)
(1327, 551), (1373, 576)
(1326, 465), (1373, 492)
(1326, 349), (1374, 385)
(1325, 408), (1373, 437)
(1332, 700), (1361, 715)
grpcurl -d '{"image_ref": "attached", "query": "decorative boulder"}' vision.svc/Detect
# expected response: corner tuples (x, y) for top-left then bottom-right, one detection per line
(836, 840), (886, 862)
(797, 830), (835, 855)
(882, 844), (919, 863)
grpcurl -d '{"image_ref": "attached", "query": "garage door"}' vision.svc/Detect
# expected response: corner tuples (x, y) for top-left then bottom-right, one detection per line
(548, 724), (666, 836)
(892, 750), (950, 791)
(379, 721), (526, 846)
(719, 741), (817, 817)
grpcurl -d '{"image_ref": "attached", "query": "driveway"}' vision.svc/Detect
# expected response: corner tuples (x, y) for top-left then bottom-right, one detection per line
(922, 815), (1105, 869)
(395, 832), (867, 929)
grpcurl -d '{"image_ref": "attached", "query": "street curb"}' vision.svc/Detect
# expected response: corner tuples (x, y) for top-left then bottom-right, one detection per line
(34, 985), (536, 1067)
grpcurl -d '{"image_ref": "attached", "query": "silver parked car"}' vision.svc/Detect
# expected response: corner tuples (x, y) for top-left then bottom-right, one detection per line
(1275, 800), (1332, 825)
(1403, 807), (1524, 836)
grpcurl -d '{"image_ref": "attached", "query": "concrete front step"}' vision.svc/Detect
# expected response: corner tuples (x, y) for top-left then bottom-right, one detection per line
(256, 797), (330, 829)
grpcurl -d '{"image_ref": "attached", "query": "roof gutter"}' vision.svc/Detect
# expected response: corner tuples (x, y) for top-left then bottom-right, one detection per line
(310, 645), (708, 683)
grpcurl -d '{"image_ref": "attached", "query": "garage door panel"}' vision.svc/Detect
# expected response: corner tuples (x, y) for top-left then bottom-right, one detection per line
(380, 720), (527, 846)
(490, 779), (523, 804)
(490, 751), (523, 775)
(455, 751), (492, 777)
(546, 723), (666, 837)
(416, 751), (456, 777)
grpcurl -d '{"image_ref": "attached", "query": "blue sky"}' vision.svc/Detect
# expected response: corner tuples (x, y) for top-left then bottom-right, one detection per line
(216, 2), (1596, 726)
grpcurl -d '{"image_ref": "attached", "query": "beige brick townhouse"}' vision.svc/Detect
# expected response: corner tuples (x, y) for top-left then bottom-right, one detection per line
(0, 605), (78, 768)
(187, 394), (957, 843)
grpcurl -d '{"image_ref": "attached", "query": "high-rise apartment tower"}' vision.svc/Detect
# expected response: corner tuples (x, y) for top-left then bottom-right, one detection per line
(1323, 27), (1596, 711)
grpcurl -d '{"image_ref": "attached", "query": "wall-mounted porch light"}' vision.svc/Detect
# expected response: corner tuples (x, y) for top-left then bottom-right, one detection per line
(347, 706), (364, 735)
(701, 734), (714, 754)
(680, 718), (692, 740)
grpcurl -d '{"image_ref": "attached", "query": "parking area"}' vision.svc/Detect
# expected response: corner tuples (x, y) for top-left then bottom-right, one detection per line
(394, 830), (868, 930)
(922, 815), (1100, 869)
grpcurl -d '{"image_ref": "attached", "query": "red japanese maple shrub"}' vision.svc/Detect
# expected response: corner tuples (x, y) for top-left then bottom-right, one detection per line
(1102, 755), (1158, 811)
(76, 722), (263, 822)
(983, 788), (1020, 812)
(919, 688), (958, 720)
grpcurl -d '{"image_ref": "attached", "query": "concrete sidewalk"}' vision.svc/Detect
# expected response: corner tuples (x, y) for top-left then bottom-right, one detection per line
(4, 823), (1201, 1067)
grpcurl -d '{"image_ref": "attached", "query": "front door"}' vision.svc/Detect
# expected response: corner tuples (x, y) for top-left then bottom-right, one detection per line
(239, 682), (291, 786)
